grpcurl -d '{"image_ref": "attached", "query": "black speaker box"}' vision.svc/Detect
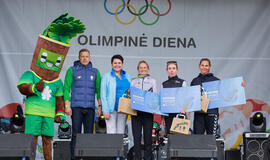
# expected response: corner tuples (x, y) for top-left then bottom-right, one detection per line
(0, 134), (35, 160)
(243, 132), (270, 160)
(74, 134), (128, 159)
(167, 134), (217, 158)
(216, 138), (225, 160)
(53, 139), (71, 160)
(225, 149), (241, 160)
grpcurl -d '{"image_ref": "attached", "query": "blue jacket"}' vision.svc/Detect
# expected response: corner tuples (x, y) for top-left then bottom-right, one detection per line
(71, 61), (97, 109)
(101, 69), (131, 113)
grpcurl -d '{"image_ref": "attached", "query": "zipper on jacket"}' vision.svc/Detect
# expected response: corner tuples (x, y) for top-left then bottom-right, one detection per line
(142, 77), (145, 90)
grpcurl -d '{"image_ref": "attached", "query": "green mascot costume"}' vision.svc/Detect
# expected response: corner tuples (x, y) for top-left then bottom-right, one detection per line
(17, 13), (85, 160)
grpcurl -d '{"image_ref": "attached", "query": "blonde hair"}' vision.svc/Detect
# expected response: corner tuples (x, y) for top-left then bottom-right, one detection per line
(137, 60), (149, 70)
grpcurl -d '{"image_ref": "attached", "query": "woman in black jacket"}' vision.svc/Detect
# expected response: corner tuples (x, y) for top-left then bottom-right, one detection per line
(162, 61), (187, 134)
(191, 58), (246, 136)
(191, 58), (220, 136)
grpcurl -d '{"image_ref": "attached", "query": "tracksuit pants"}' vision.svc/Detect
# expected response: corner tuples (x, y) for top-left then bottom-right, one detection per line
(193, 112), (219, 136)
(131, 111), (153, 160)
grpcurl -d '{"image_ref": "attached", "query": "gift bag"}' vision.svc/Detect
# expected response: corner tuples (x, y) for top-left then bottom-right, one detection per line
(200, 87), (210, 113)
(118, 95), (137, 116)
(201, 95), (210, 113)
(170, 114), (190, 135)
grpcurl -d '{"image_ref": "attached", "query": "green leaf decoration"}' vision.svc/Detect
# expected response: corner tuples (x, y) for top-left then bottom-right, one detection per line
(42, 13), (86, 44)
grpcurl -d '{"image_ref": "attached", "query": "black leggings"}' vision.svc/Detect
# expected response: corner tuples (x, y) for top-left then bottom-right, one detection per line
(165, 113), (178, 134)
(131, 111), (153, 160)
(193, 112), (218, 136)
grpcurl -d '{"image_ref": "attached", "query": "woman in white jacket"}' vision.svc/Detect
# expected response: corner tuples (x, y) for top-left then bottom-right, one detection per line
(130, 60), (157, 160)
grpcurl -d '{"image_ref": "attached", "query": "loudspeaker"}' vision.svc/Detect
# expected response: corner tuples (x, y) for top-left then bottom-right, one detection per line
(216, 138), (225, 160)
(225, 149), (241, 160)
(243, 132), (270, 160)
(53, 139), (71, 160)
(0, 134), (35, 160)
(74, 134), (128, 159)
(167, 134), (217, 158)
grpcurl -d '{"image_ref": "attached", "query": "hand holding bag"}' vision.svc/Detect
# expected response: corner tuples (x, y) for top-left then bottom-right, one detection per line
(200, 87), (210, 113)
(170, 106), (190, 135)
(118, 94), (137, 116)
(170, 114), (191, 135)
(201, 95), (210, 113)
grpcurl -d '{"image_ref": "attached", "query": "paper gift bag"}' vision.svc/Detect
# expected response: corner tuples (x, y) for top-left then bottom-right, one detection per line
(118, 96), (137, 116)
(170, 115), (190, 135)
(201, 96), (210, 113)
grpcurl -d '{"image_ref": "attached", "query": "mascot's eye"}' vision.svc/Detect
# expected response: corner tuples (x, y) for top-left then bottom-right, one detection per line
(41, 52), (47, 62)
(55, 57), (62, 66)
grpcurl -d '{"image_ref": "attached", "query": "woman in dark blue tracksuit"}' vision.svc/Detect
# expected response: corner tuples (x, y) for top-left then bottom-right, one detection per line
(162, 61), (187, 134)
(191, 58), (219, 136)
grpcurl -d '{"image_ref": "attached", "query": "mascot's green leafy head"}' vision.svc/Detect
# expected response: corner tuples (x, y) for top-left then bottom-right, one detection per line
(42, 13), (86, 44)
(30, 13), (86, 81)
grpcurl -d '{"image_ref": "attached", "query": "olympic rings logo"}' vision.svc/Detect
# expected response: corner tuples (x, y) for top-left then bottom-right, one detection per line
(104, 0), (172, 26)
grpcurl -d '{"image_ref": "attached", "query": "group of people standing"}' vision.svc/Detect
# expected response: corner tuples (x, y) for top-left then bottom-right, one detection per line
(64, 48), (220, 160)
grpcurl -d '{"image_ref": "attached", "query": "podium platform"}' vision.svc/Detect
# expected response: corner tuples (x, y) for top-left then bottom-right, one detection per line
(53, 139), (71, 160)
(167, 134), (217, 159)
(0, 134), (35, 160)
(74, 134), (128, 159)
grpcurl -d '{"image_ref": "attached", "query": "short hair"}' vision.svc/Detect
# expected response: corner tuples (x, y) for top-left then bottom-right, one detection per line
(199, 58), (211, 66)
(137, 60), (149, 70)
(79, 48), (90, 56)
(111, 54), (124, 64)
(166, 61), (178, 69)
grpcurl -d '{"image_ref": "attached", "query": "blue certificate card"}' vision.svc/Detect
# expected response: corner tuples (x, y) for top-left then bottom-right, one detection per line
(130, 87), (167, 116)
(202, 76), (246, 109)
(160, 85), (201, 113)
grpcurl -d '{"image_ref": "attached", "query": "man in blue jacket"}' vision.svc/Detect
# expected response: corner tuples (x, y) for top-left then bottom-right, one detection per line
(64, 48), (102, 160)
